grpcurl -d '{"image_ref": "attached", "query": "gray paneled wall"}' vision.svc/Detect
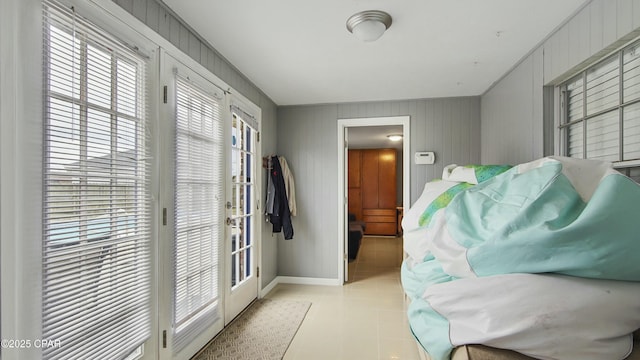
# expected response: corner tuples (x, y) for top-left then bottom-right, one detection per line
(277, 97), (480, 279)
(481, 48), (544, 164)
(111, 0), (279, 288)
(275, 105), (340, 278)
(481, 0), (640, 165)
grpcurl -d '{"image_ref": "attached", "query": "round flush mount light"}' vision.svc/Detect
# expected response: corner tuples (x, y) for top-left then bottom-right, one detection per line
(346, 10), (392, 42)
(387, 134), (403, 142)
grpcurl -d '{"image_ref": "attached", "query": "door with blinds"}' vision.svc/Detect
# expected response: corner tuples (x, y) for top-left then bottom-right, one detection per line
(159, 53), (225, 358)
(224, 105), (259, 324)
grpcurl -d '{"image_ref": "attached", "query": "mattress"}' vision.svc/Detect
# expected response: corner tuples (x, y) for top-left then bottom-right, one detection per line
(416, 333), (640, 360)
(401, 157), (640, 360)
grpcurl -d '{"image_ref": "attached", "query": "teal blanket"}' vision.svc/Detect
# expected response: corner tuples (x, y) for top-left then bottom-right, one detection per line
(401, 157), (640, 360)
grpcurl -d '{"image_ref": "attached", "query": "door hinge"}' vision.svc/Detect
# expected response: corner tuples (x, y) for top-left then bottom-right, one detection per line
(162, 330), (167, 348)
(344, 253), (348, 261)
(257, 267), (260, 278)
(257, 131), (260, 142)
(163, 208), (167, 226)
(163, 86), (168, 104)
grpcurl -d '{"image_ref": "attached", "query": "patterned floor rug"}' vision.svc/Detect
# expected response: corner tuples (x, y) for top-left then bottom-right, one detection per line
(192, 298), (311, 360)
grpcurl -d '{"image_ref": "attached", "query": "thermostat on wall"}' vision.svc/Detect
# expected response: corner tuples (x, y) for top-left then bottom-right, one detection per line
(415, 151), (435, 165)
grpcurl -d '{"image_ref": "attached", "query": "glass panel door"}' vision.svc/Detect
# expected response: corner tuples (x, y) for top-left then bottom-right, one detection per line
(225, 110), (258, 323)
(159, 52), (224, 359)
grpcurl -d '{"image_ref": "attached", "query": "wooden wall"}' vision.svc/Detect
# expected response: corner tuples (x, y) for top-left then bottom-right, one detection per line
(481, 0), (640, 165)
(276, 97), (480, 279)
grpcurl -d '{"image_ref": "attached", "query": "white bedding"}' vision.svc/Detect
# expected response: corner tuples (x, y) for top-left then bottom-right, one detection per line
(401, 158), (640, 360)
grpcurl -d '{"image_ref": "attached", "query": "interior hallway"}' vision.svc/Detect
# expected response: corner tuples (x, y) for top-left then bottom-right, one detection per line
(266, 236), (421, 360)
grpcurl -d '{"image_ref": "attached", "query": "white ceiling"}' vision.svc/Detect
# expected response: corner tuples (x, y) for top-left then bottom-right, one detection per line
(162, 0), (588, 106)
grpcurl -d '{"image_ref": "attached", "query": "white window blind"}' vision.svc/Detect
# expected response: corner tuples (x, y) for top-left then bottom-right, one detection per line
(560, 37), (640, 164)
(173, 75), (223, 352)
(565, 76), (585, 158)
(623, 44), (640, 159)
(42, 1), (151, 359)
(585, 55), (619, 116)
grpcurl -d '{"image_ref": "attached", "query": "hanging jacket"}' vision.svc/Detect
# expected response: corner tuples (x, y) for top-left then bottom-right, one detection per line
(269, 155), (294, 239)
(278, 156), (297, 217)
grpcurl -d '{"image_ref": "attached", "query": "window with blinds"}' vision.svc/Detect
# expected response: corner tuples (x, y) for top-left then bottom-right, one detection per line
(559, 38), (640, 165)
(42, 1), (151, 359)
(172, 76), (223, 352)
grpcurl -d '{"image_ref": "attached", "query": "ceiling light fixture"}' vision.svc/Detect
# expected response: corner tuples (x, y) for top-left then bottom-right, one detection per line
(387, 134), (403, 142)
(346, 10), (392, 42)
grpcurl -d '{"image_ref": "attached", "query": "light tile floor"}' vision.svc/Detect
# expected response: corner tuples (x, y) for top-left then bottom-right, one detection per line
(265, 236), (421, 360)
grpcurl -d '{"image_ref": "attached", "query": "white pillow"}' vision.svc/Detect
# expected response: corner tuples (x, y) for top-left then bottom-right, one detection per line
(442, 165), (479, 184)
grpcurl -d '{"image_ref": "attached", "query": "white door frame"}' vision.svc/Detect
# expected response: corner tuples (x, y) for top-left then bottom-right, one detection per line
(336, 116), (411, 283)
(224, 94), (262, 324)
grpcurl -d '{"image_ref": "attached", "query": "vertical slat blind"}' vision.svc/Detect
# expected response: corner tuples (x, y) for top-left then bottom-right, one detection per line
(173, 76), (223, 352)
(42, 1), (151, 359)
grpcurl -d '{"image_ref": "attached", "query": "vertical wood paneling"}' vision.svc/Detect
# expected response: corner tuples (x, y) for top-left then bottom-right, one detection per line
(145, 0), (159, 32)
(482, 54), (540, 165)
(603, 0), (618, 50)
(276, 104), (339, 278)
(178, 24), (189, 54)
(132, 0), (146, 22)
(590, 1), (605, 61)
(568, 9), (590, 68)
(555, 26), (570, 81)
(617, 0), (634, 38)
(413, 101), (427, 199)
(114, 0), (133, 13)
(188, 32), (200, 62)
(634, 0), (640, 29)
(157, 6), (170, 40)
(277, 98), (479, 279)
(532, 47), (544, 158)
(168, 16), (180, 47)
(199, 42), (207, 66)
(485, 0), (640, 167)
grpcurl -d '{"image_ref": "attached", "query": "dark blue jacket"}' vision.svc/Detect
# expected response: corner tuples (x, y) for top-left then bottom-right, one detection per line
(269, 156), (294, 239)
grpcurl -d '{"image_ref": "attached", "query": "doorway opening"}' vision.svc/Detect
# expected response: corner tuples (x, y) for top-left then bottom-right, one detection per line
(337, 116), (410, 284)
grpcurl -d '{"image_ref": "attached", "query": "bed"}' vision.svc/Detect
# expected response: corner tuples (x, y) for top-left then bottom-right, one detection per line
(401, 156), (640, 360)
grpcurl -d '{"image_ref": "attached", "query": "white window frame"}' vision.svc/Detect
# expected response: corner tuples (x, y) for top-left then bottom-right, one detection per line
(41, 1), (154, 359)
(3, 0), (265, 358)
(558, 36), (640, 180)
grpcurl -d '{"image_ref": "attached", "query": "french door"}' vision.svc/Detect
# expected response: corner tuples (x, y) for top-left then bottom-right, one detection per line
(159, 53), (225, 358)
(224, 106), (259, 323)
(159, 52), (261, 358)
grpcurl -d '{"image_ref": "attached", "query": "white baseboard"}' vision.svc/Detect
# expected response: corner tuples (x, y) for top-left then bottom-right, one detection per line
(259, 277), (280, 298)
(259, 276), (341, 297)
(278, 276), (341, 286)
